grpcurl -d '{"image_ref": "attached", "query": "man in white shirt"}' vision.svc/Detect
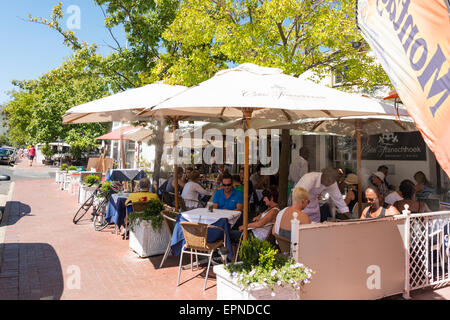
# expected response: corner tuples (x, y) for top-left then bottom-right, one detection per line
(289, 147), (309, 184)
(293, 167), (350, 223)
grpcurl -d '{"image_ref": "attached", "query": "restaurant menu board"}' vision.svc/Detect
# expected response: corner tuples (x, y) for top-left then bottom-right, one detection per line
(361, 131), (426, 161)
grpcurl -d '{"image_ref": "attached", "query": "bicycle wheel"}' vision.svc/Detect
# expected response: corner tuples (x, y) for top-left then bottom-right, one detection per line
(73, 193), (95, 224)
(93, 199), (109, 231)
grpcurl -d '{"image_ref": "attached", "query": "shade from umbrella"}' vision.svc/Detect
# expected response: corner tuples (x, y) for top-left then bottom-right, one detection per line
(275, 115), (416, 136)
(62, 83), (187, 124)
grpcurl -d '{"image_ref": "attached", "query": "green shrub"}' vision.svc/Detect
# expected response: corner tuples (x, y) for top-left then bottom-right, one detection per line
(68, 165), (78, 171)
(83, 175), (100, 186)
(41, 144), (55, 159)
(99, 181), (113, 198)
(60, 163), (68, 171)
(225, 238), (314, 293)
(127, 199), (165, 232)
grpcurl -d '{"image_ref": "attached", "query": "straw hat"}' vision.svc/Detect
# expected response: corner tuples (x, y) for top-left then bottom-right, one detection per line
(372, 171), (385, 181)
(344, 173), (358, 185)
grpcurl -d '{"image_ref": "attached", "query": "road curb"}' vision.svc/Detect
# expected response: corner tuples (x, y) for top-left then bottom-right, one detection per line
(0, 181), (15, 272)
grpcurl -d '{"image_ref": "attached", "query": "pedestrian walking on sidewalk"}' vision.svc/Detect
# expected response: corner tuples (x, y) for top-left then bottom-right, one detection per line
(28, 145), (36, 167)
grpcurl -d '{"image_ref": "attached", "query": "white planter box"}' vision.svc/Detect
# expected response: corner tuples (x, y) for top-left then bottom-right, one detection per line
(55, 171), (65, 184)
(129, 219), (171, 258)
(213, 264), (300, 300)
(79, 185), (97, 204)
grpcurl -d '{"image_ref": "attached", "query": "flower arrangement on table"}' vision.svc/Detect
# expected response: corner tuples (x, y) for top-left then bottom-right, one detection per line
(127, 199), (166, 232)
(225, 237), (313, 296)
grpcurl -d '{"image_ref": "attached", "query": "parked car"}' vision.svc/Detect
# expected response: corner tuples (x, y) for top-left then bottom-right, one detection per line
(0, 148), (16, 165)
(1, 147), (17, 164)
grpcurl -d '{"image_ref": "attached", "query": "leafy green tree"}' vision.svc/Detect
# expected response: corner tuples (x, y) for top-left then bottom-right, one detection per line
(4, 47), (109, 155)
(29, 1), (179, 186)
(157, 0), (390, 89)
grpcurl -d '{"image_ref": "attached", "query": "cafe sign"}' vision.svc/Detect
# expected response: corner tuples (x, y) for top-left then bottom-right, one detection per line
(362, 131), (426, 161)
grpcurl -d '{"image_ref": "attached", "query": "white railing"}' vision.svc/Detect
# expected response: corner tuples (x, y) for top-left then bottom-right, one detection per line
(402, 207), (450, 298)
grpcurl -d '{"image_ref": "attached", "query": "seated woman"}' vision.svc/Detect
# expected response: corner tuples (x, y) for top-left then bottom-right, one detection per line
(230, 187), (280, 244)
(413, 171), (436, 199)
(181, 170), (211, 209)
(394, 180), (430, 213)
(360, 186), (400, 219)
(343, 173), (358, 215)
(272, 187), (311, 239)
(125, 178), (159, 205)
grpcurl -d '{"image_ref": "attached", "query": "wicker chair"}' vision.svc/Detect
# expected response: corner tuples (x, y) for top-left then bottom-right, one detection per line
(274, 233), (291, 256)
(177, 222), (225, 291)
(159, 211), (178, 269)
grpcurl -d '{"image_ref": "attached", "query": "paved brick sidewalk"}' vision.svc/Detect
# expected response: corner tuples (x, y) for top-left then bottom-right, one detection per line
(0, 176), (217, 300)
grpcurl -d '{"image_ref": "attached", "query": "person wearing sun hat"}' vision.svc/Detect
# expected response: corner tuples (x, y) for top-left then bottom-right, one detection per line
(343, 173), (359, 215)
(369, 171), (389, 199)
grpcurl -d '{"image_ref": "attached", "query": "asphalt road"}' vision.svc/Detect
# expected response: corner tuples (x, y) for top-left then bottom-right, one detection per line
(0, 164), (55, 195)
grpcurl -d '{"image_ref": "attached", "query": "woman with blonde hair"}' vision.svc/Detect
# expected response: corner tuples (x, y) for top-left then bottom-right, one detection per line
(273, 187), (311, 239)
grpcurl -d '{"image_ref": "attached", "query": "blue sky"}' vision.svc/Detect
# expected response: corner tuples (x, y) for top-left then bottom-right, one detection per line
(0, 0), (126, 105)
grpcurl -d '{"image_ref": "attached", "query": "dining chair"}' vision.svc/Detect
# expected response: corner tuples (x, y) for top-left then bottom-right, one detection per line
(159, 210), (179, 269)
(234, 223), (275, 262)
(177, 222), (226, 291)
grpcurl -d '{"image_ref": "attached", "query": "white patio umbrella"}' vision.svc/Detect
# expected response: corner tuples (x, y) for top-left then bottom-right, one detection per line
(62, 82), (187, 168)
(62, 83), (187, 124)
(147, 63), (406, 240)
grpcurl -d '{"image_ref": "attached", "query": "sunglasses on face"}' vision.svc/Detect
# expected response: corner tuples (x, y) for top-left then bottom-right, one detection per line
(223, 183), (232, 187)
(366, 197), (376, 202)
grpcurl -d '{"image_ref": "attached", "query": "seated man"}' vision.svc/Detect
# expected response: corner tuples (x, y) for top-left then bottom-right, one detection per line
(212, 172), (243, 211)
(125, 177), (159, 205)
(360, 186), (400, 219)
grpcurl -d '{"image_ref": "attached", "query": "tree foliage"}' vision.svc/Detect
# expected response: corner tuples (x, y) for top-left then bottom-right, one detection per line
(3, 47), (109, 149)
(153, 0), (390, 89)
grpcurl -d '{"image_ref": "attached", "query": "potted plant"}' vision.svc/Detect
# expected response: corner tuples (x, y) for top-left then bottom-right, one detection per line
(128, 199), (172, 258)
(67, 165), (78, 173)
(56, 163), (68, 183)
(41, 144), (55, 165)
(213, 237), (313, 300)
(79, 174), (101, 204)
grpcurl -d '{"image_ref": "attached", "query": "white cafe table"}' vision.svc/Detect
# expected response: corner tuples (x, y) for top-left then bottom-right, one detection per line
(181, 208), (241, 227)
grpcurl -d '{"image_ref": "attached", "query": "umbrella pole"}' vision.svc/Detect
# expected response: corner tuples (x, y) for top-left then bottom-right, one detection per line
(356, 120), (363, 218)
(120, 126), (126, 169)
(243, 110), (252, 241)
(173, 120), (179, 212)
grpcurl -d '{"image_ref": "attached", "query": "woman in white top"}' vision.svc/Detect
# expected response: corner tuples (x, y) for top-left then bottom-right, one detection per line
(181, 170), (211, 209)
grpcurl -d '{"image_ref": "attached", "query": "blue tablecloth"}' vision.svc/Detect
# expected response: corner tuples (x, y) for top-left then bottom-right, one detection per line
(106, 169), (147, 182)
(105, 194), (130, 228)
(170, 214), (234, 261)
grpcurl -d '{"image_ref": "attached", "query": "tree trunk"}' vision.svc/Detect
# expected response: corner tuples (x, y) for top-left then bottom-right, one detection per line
(152, 119), (166, 191)
(278, 129), (290, 209)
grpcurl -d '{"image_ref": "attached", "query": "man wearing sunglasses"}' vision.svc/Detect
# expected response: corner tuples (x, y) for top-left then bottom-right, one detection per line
(212, 172), (243, 212)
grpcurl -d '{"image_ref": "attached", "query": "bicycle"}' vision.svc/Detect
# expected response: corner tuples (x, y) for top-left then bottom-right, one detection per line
(73, 182), (122, 231)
